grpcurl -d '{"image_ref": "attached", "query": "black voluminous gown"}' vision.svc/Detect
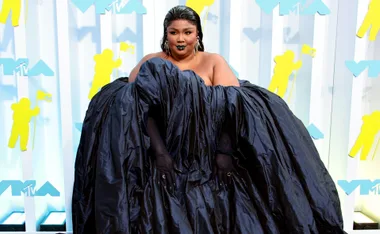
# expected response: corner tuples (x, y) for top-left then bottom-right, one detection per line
(72, 58), (346, 234)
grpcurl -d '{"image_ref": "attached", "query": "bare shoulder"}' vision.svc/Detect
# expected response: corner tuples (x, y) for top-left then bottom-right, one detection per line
(141, 52), (162, 62)
(205, 52), (239, 87)
(209, 53), (227, 64)
(138, 51), (169, 66)
(129, 52), (161, 82)
(196, 52), (220, 68)
(198, 51), (218, 62)
(199, 52), (230, 69)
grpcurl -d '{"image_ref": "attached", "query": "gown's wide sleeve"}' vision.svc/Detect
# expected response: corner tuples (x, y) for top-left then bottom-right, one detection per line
(72, 58), (346, 234)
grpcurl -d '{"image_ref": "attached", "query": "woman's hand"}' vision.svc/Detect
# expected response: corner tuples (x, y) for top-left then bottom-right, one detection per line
(156, 153), (176, 188)
(147, 117), (177, 190)
(215, 153), (234, 186)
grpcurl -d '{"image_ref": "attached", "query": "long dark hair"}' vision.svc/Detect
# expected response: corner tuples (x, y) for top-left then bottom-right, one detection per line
(160, 5), (205, 53)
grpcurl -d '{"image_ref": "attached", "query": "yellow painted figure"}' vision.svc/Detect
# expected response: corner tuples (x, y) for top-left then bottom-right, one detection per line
(0, 0), (21, 26)
(37, 90), (52, 102)
(88, 49), (122, 99)
(32, 90), (52, 149)
(120, 42), (135, 54)
(349, 111), (380, 160)
(301, 44), (316, 58)
(357, 0), (380, 41)
(185, 0), (215, 15)
(268, 50), (302, 98)
(8, 98), (40, 151)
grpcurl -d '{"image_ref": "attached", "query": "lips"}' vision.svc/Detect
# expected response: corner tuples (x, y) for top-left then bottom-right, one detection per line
(176, 45), (186, 50)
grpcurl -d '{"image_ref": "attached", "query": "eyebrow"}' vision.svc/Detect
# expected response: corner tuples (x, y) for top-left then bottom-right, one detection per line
(168, 27), (195, 31)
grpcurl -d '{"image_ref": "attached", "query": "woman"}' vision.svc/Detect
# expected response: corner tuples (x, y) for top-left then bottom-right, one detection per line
(128, 6), (238, 87)
(72, 5), (346, 234)
(129, 5), (239, 188)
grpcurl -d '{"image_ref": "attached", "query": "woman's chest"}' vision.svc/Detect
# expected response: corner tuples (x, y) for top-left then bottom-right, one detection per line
(175, 62), (214, 86)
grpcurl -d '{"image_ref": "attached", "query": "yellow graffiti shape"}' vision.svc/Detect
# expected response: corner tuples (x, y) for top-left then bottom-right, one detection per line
(286, 44), (316, 102)
(301, 44), (316, 58)
(349, 111), (380, 160)
(37, 90), (52, 102)
(88, 49), (122, 100)
(185, 0), (215, 15)
(268, 50), (302, 98)
(357, 0), (380, 41)
(120, 42), (135, 54)
(32, 90), (52, 149)
(8, 98), (40, 151)
(0, 0), (21, 27)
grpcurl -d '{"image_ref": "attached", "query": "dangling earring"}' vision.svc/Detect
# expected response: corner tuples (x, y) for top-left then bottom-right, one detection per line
(164, 40), (171, 55)
(194, 36), (200, 53)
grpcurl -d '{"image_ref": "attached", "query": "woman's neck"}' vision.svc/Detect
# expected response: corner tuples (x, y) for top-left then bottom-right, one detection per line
(170, 51), (197, 63)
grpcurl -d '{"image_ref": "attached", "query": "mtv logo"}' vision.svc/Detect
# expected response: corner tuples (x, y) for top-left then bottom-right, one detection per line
(0, 58), (54, 76)
(338, 179), (380, 195)
(71, 0), (147, 14)
(256, 0), (330, 16)
(0, 180), (60, 197)
(346, 60), (380, 78)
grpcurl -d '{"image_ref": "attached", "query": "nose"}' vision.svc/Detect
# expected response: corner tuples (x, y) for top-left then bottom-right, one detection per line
(177, 33), (184, 43)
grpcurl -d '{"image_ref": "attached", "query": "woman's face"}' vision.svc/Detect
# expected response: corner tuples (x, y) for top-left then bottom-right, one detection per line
(166, 19), (198, 57)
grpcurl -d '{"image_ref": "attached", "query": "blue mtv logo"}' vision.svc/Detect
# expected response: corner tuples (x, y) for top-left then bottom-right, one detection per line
(0, 180), (60, 197)
(256, 0), (330, 15)
(338, 179), (380, 195)
(71, 0), (147, 14)
(345, 60), (380, 78)
(0, 58), (54, 77)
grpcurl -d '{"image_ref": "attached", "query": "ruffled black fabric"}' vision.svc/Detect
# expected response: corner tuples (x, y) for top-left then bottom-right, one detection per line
(72, 58), (346, 234)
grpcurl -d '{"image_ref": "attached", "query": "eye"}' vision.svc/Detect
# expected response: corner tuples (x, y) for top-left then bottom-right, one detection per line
(185, 31), (192, 35)
(169, 31), (176, 35)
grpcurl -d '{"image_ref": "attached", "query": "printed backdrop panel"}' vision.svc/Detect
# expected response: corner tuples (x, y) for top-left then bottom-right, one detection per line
(0, 0), (379, 233)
